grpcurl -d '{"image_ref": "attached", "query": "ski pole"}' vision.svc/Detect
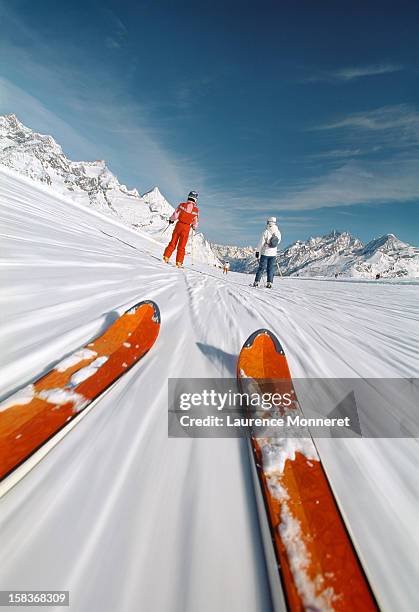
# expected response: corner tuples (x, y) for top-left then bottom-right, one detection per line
(191, 230), (195, 265)
(276, 261), (282, 277)
(160, 222), (170, 236)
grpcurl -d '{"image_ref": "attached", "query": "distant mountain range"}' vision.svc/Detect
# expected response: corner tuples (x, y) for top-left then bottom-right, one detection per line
(0, 114), (219, 266)
(212, 230), (419, 278)
(1, 114), (417, 278)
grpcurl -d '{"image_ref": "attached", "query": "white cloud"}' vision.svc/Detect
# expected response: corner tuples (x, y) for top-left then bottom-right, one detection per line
(104, 9), (128, 50)
(271, 158), (419, 211)
(330, 64), (403, 81)
(312, 104), (419, 161)
(271, 105), (419, 211)
(307, 148), (363, 160)
(318, 104), (419, 133)
(106, 37), (122, 49)
(305, 63), (403, 83)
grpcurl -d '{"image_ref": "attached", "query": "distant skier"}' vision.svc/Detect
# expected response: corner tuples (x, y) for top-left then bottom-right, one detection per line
(163, 191), (199, 267)
(223, 261), (230, 275)
(253, 217), (281, 288)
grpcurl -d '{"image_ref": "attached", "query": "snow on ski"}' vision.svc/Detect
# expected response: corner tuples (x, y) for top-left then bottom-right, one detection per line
(237, 329), (377, 612)
(0, 300), (160, 487)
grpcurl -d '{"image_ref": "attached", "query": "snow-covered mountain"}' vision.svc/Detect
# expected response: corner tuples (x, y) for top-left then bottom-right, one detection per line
(347, 233), (419, 279)
(0, 114), (219, 266)
(2, 114), (416, 277)
(211, 243), (255, 265)
(141, 186), (173, 218)
(215, 230), (419, 279)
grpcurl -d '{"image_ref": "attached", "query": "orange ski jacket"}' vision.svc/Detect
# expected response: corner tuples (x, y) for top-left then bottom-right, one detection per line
(170, 201), (199, 229)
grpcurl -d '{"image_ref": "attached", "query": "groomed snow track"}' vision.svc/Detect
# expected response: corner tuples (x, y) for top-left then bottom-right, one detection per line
(1, 167), (419, 612)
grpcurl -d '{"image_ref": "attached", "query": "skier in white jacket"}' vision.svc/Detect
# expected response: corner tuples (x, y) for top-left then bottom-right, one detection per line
(253, 217), (281, 288)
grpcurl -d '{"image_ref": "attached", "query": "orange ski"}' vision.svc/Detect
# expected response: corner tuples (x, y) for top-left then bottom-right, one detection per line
(237, 329), (377, 612)
(0, 300), (160, 482)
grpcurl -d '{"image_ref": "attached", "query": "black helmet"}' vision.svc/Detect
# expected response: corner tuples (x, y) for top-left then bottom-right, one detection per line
(188, 190), (199, 202)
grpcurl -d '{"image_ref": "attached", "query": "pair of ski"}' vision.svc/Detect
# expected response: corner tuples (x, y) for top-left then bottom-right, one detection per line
(0, 300), (378, 611)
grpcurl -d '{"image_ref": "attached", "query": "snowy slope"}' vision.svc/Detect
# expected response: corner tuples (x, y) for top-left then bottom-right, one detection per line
(0, 114), (219, 267)
(219, 230), (419, 278)
(1, 167), (419, 612)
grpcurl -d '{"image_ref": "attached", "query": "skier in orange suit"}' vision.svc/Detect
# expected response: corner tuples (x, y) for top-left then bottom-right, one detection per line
(163, 191), (199, 267)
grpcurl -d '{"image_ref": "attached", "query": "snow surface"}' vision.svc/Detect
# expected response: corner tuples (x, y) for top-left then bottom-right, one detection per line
(55, 348), (97, 372)
(279, 503), (336, 610)
(69, 356), (108, 387)
(1, 167), (419, 612)
(261, 439), (318, 475)
(37, 388), (88, 413)
(0, 384), (35, 412)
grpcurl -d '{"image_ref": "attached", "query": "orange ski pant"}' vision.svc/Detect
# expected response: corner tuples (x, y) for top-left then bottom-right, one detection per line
(163, 221), (190, 265)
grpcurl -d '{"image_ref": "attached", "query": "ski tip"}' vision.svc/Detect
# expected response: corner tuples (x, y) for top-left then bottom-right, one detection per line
(242, 328), (285, 355)
(143, 300), (161, 324)
(125, 300), (161, 324)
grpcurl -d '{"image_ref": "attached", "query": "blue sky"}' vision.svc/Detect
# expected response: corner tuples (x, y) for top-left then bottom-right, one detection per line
(0, 0), (418, 247)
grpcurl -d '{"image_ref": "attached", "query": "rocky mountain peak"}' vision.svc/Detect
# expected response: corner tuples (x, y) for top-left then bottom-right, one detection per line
(0, 114), (220, 267)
